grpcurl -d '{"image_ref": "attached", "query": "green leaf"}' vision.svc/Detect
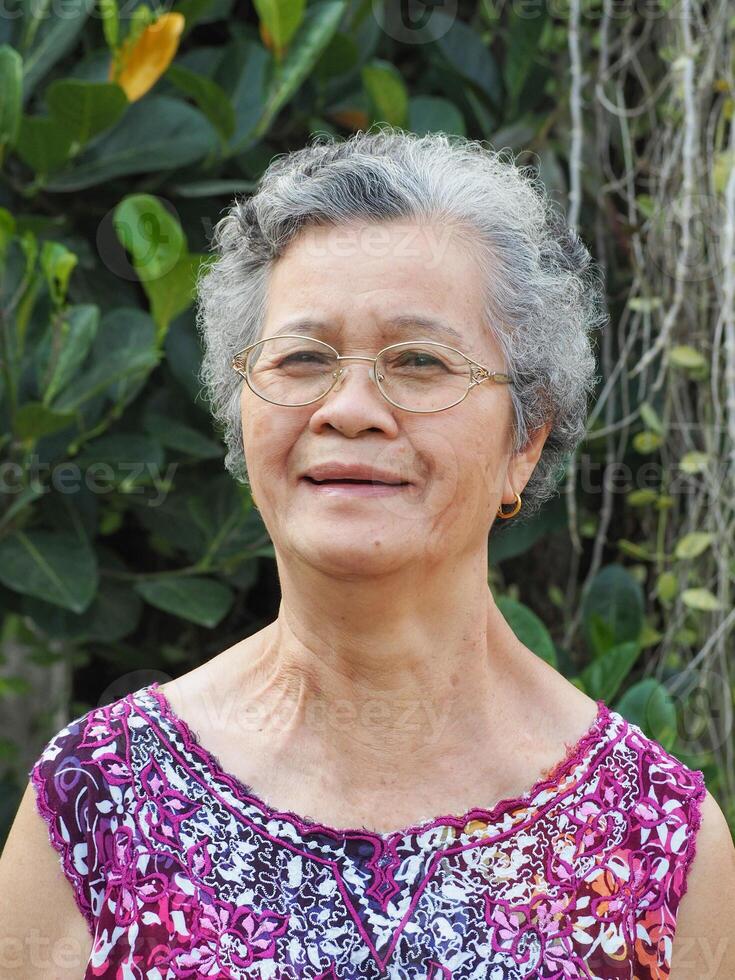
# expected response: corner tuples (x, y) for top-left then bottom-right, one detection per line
(656, 571), (678, 603)
(633, 430), (663, 454)
(43, 96), (217, 191)
(46, 79), (128, 146)
(626, 488), (659, 507)
(99, 0), (120, 49)
(0, 45), (23, 151)
(21, 0), (95, 100)
(133, 473), (262, 564)
(362, 59), (408, 127)
(0, 530), (98, 612)
(14, 402), (75, 441)
(668, 345), (707, 370)
(114, 194), (187, 285)
(0, 484), (46, 532)
(227, 40), (270, 152)
(40, 240), (78, 306)
(52, 306), (161, 414)
(639, 400), (664, 435)
(674, 532), (714, 560)
(113, 195), (202, 336)
(89, 307), (160, 409)
(39, 304), (100, 405)
(248, 0), (347, 145)
(143, 412), (222, 458)
(636, 195), (655, 218)
(313, 30), (358, 82)
(579, 641), (642, 702)
(408, 95), (465, 136)
(681, 588), (723, 611)
(134, 576), (234, 627)
(434, 12), (501, 106)
(496, 596), (557, 667)
(628, 296), (662, 313)
(0, 208), (16, 264)
(615, 678), (677, 749)
(163, 308), (204, 401)
(52, 347), (160, 412)
(166, 64), (235, 140)
(639, 623), (663, 647)
(581, 564), (645, 657)
(617, 539), (655, 561)
(23, 580), (142, 643)
(149, 252), (205, 337)
(504, 6), (547, 113)
(15, 114), (74, 174)
(253, 0), (306, 55)
(171, 178), (257, 197)
(74, 433), (164, 487)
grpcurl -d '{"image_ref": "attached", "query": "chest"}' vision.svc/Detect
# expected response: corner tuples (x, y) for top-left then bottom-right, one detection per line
(100, 772), (639, 980)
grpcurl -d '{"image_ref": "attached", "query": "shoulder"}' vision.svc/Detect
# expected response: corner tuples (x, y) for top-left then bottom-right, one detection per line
(30, 687), (145, 796)
(668, 790), (735, 979)
(0, 780), (98, 975)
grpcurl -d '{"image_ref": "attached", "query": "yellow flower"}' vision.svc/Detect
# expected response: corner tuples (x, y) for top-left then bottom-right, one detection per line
(110, 12), (185, 103)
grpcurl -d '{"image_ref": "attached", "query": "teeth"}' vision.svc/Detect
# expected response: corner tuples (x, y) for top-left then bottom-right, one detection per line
(309, 477), (392, 484)
(305, 476), (406, 485)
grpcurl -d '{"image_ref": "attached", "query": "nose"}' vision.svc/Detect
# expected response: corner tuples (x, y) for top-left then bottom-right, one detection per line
(307, 357), (399, 437)
(330, 360), (380, 397)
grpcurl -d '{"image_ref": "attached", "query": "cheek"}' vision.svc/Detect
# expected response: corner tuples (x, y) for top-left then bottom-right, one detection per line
(242, 408), (304, 478)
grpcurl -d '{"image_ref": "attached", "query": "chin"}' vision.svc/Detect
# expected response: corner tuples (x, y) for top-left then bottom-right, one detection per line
(290, 533), (411, 575)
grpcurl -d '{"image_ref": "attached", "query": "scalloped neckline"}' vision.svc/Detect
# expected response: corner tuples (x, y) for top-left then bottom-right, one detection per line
(143, 680), (611, 844)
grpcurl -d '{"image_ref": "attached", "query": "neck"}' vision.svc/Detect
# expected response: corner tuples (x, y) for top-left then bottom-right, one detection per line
(222, 551), (525, 780)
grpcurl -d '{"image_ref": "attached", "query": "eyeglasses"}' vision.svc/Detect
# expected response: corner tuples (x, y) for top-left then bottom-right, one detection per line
(230, 334), (514, 414)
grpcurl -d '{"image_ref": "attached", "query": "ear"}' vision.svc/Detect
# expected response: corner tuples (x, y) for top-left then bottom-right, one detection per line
(501, 420), (553, 505)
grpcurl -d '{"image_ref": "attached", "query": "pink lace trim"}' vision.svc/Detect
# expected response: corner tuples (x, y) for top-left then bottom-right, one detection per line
(147, 681), (612, 844)
(670, 765), (707, 904)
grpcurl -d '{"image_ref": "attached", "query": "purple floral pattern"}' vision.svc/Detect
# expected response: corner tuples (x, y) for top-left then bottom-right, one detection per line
(29, 682), (706, 979)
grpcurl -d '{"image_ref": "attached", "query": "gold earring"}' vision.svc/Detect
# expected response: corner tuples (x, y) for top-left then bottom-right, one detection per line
(496, 491), (522, 519)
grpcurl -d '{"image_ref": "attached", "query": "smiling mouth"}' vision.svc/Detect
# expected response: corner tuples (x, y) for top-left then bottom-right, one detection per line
(302, 477), (410, 486)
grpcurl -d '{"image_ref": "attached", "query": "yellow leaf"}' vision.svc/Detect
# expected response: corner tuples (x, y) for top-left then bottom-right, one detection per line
(111, 13), (185, 103)
(681, 588), (722, 611)
(674, 531), (714, 560)
(679, 451), (710, 474)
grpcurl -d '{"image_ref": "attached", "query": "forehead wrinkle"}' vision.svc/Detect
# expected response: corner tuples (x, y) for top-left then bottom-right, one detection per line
(268, 313), (469, 347)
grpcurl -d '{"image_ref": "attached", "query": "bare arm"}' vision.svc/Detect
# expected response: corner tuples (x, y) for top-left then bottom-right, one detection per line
(669, 790), (735, 979)
(0, 781), (95, 979)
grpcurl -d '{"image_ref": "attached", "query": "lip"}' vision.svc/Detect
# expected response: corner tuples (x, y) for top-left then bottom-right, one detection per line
(301, 479), (410, 497)
(301, 462), (411, 485)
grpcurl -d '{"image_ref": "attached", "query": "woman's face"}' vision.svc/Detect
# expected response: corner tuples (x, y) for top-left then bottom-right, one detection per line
(241, 219), (545, 576)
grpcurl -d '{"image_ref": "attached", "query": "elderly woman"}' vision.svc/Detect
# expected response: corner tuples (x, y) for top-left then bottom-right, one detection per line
(2, 129), (733, 980)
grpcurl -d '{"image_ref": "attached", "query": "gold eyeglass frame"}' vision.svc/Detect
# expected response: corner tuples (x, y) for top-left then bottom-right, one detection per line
(230, 334), (514, 413)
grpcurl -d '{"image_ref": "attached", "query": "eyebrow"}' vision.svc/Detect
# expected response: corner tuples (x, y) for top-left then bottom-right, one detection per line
(270, 314), (467, 346)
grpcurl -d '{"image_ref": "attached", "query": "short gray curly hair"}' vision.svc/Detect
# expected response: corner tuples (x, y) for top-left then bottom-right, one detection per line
(195, 126), (608, 523)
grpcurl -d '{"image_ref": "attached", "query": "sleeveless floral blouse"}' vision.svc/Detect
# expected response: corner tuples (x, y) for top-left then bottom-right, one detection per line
(28, 681), (706, 980)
